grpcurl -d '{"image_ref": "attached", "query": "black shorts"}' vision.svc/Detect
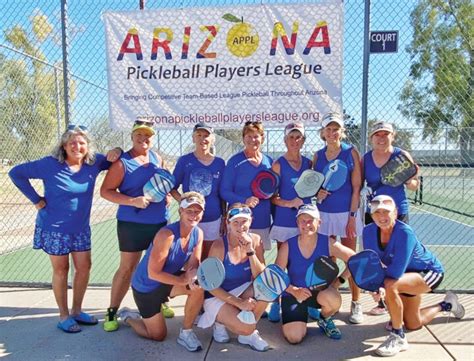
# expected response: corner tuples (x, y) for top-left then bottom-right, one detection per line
(400, 270), (444, 297)
(281, 292), (321, 325)
(117, 220), (166, 252)
(365, 212), (409, 225)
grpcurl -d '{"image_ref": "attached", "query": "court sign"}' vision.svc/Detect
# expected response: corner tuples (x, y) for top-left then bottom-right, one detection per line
(370, 31), (398, 53)
(103, 2), (343, 130)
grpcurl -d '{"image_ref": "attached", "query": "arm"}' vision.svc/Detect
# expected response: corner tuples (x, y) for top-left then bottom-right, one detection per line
(385, 228), (417, 280)
(270, 160), (303, 209)
(346, 148), (363, 241)
(247, 233), (266, 278)
(220, 158), (248, 205)
(9, 160), (45, 206)
(171, 156), (184, 202)
(401, 150), (420, 191)
(329, 238), (356, 288)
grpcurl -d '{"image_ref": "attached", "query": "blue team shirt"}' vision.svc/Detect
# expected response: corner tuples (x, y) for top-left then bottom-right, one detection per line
(117, 151), (168, 224)
(363, 220), (444, 280)
(273, 156), (312, 228)
(132, 222), (199, 293)
(282, 233), (330, 297)
(9, 155), (110, 234)
(173, 152), (225, 222)
(220, 151), (273, 229)
(363, 147), (409, 215)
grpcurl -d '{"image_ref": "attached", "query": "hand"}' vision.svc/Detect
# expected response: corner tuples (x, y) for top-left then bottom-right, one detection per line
(316, 189), (331, 202)
(182, 268), (197, 285)
(289, 197), (304, 209)
(245, 196), (259, 208)
(106, 147), (122, 162)
(238, 232), (254, 253)
(132, 196), (150, 209)
(35, 199), (46, 210)
(165, 193), (172, 208)
(290, 286), (312, 303)
(345, 217), (357, 242)
(238, 297), (256, 311)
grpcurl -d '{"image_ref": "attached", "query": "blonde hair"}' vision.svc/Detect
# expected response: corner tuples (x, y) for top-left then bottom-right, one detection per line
(51, 128), (96, 165)
(242, 121), (264, 138)
(181, 191), (205, 205)
(319, 123), (347, 142)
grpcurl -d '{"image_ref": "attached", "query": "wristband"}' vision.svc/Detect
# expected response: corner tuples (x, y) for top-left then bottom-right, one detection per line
(350, 211), (357, 217)
(338, 276), (346, 284)
(246, 250), (255, 257)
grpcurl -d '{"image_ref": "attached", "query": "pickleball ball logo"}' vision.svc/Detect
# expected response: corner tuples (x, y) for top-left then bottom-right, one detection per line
(223, 13), (259, 58)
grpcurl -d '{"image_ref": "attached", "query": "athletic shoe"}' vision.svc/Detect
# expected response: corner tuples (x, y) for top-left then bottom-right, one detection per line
(317, 316), (341, 340)
(103, 307), (119, 332)
(308, 307), (321, 321)
(268, 301), (281, 323)
(118, 307), (140, 326)
(444, 292), (465, 319)
(213, 322), (230, 343)
(177, 328), (202, 352)
(161, 303), (175, 318)
(238, 330), (270, 352)
(349, 301), (364, 324)
(375, 332), (409, 357)
(370, 304), (388, 316)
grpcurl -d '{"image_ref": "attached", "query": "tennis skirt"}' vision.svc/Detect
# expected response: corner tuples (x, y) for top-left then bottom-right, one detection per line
(250, 227), (271, 250)
(33, 225), (91, 256)
(198, 217), (221, 241)
(318, 210), (363, 238)
(197, 282), (251, 329)
(269, 225), (299, 243)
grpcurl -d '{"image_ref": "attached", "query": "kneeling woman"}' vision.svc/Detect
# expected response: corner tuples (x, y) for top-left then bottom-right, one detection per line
(364, 195), (465, 357)
(122, 192), (205, 352)
(275, 204), (355, 344)
(198, 203), (270, 352)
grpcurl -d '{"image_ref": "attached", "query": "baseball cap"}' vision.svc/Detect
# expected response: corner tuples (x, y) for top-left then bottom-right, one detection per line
(180, 195), (205, 210)
(370, 121), (394, 137)
(132, 120), (155, 136)
(284, 122), (305, 137)
(227, 206), (252, 222)
(321, 112), (344, 128)
(296, 204), (320, 219)
(370, 195), (396, 214)
(193, 122), (214, 134)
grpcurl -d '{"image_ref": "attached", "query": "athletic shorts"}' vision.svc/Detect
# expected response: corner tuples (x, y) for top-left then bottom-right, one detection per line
(250, 227), (271, 250)
(33, 225), (91, 256)
(400, 270), (444, 297)
(318, 210), (363, 237)
(117, 220), (166, 252)
(281, 292), (321, 325)
(269, 225), (299, 243)
(365, 212), (409, 225)
(199, 217), (221, 241)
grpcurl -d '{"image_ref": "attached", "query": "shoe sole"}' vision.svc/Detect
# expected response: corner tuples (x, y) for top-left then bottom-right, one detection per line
(103, 322), (119, 332)
(349, 316), (364, 324)
(375, 345), (408, 357)
(177, 338), (202, 352)
(319, 327), (342, 340)
(213, 337), (230, 343)
(238, 340), (269, 352)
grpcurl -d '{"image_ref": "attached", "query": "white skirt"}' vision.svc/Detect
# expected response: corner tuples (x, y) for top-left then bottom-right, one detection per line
(250, 227), (271, 250)
(197, 282), (251, 329)
(269, 225), (299, 243)
(198, 217), (221, 241)
(318, 210), (363, 237)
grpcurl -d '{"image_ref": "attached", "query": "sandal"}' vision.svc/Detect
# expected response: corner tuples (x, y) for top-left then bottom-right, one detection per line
(57, 317), (82, 333)
(73, 312), (98, 325)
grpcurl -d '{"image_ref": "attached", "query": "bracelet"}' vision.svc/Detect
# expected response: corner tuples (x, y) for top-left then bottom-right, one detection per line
(338, 276), (346, 284)
(246, 250), (255, 257)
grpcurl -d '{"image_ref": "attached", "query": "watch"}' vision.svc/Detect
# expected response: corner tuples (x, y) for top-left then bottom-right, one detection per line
(246, 250), (255, 257)
(338, 276), (346, 284)
(350, 211), (357, 217)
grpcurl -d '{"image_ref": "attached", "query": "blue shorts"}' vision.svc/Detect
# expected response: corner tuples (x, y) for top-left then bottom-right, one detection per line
(33, 225), (91, 256)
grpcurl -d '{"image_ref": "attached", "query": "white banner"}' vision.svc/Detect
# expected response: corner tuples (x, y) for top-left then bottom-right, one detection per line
(103, 2), (343, 130)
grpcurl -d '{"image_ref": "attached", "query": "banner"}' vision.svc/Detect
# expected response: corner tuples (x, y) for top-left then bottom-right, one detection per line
(103, 2), (343, 130)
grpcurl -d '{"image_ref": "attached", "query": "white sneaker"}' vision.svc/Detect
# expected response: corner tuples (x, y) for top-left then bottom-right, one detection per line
(238, 330), (270, 352)
(177, 328), (202, 352)
(444, 292), (465, 319)
(349, 301), (364, 324)
(117, 307), (140, 326)
(375, 333), (409, 357)
(213, 322), (230, 343)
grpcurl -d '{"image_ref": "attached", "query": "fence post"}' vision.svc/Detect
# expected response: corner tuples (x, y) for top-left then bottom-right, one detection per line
(53, 68), (62, 142)
(360, 0), (371, 155)
(60, 0), (72, 126)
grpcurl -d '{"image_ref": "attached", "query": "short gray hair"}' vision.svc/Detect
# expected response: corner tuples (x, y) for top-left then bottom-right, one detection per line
(51, 127), (97, 165)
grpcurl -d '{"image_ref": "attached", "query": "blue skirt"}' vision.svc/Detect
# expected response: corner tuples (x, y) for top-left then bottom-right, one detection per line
(33, 225), (91, 255)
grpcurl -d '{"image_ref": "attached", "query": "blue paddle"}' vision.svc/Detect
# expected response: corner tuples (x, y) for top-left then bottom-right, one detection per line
(143, 169), (175, 203)
(348, 250), (385, 292)
(196, 257), (225, 291)
(253, 264), (290, 302)
(305, 256), (339, 291)
(318, 159), (349, 204)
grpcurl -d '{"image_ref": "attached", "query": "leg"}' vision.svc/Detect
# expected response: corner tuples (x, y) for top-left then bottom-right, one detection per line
(201, 241), (214, 260)
(317, 286), (342, 318)
(341, 237), (360, 302)
(241, 285), (268, 320)
(170, 285), (204, 330)
(282, 322), (307, 344)
(49, 255), (70, 320)
(70, 251), (92, 315)
(109, 251), (142, 308)
(216, 303), (256, 336)
(128, 312), (167, 341)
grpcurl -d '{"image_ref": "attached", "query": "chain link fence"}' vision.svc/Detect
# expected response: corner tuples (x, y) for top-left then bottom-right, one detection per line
(1, 0), (472, 291)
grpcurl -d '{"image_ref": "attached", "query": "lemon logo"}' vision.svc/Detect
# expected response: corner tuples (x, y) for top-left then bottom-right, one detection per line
(223, 13), (259, 58)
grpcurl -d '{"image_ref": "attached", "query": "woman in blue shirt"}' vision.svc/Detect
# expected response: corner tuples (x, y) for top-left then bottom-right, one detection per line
(171, 123), (225, 259)
(313, 112), (364, 324)
(363, 195), (465, 357)
(220, 121), (273, 251)
(118, 192), (205, 352)
(9, 125), (120, 333)
(100, 120), (172, 331)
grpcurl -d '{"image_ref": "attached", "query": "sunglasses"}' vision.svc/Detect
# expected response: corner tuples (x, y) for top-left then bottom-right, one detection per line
(370, 199), (394, 207)
(298, 204), (318, 212)
(134, 120), (154, 126)
(67, 124), (88, 131)
(244, 121), (262, 126)
(228, 207), (252, 218)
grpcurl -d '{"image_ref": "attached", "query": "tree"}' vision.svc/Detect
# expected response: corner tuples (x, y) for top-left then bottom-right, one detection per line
(399, 0), (473, 164)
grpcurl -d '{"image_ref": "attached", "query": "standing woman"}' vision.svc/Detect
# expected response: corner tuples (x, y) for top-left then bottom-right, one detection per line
(171, 123), (225, 259)
(197, 203), (270, 352)
(8, 125), (120, 333)
(362, 121), (419, 315)
(363, 195), (464, 357)
(313, 112), (364, 324)
(100, 120), (172, 332)
(220, 121), (273, 251)
(268, 122), (312, 322)
(275, 204), (355, 344)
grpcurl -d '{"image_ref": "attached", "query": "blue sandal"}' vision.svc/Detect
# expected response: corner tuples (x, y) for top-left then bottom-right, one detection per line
(57, 317), (82, 333)
(73, 312), (98, 325)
